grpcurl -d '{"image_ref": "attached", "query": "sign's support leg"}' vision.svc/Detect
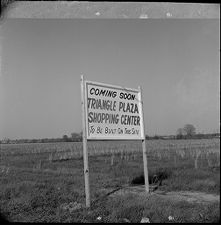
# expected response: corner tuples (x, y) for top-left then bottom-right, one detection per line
(138, 86), (150, 193)
(142, 138), (149, 192)
(81, 75), (91, 208)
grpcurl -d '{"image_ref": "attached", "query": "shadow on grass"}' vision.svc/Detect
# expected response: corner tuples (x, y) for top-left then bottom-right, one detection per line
(131, 168), (172, 186)
(0, 212), (10, 223)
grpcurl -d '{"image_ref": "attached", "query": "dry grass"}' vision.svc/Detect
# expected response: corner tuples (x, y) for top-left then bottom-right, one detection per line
(0, 139), (220, 222)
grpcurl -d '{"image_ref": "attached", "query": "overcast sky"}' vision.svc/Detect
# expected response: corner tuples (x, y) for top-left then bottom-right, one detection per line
(0, 18), (220, 139)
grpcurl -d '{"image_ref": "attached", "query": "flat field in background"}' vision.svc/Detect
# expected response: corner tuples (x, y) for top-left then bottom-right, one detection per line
(0, 138), (220, 222)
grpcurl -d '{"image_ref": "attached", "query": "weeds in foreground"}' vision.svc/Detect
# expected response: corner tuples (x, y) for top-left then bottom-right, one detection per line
(0, 139), (219, 222)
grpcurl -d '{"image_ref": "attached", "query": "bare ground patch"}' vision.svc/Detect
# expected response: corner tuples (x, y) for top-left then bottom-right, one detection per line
(108, 185), (220, 205)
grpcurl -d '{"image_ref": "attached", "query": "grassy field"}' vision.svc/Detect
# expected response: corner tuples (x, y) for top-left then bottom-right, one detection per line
(0, 139), (220, 222)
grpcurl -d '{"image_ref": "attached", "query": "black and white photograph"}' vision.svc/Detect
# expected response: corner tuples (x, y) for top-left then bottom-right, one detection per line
(0, 1), (220, 223)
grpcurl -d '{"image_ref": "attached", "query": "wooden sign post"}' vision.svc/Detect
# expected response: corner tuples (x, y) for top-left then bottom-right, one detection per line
(81, 75), (91, 208)
(138, 86), (150, 193)
(80, 76), (150, 207)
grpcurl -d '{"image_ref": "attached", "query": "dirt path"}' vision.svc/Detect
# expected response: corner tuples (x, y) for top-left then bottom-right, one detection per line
(109, 185), (220, 205)
(154, 190), (219, 204)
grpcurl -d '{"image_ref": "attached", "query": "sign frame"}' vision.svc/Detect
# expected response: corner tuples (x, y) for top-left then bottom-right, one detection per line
(80, 75), (149, 208)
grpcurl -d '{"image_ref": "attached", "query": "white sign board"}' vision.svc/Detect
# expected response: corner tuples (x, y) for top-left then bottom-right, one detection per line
(84, 80), (145, 140)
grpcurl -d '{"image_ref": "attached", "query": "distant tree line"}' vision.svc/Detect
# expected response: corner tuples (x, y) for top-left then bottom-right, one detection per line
(62, 132), (83, 142)
(146, 124), (220, 140)
(0, 132), (83, 144)
(176, 124), (220, 140)
(0, 125), (220, 144)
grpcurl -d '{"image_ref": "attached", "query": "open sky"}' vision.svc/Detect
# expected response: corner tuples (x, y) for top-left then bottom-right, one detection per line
(0, 18), (220, 139)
